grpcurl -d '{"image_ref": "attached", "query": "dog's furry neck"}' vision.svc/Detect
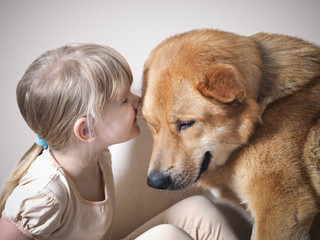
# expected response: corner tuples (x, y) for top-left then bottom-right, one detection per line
(252, 33), (320, 111)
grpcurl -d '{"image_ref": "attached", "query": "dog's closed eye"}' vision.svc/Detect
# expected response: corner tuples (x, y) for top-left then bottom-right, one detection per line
(177, 120), (195, 131)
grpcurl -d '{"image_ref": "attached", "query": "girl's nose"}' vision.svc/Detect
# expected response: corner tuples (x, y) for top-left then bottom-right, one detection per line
(130, 92), (141, 109)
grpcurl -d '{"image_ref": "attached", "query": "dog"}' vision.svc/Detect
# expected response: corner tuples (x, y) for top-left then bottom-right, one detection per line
(141, 29), (320, 239)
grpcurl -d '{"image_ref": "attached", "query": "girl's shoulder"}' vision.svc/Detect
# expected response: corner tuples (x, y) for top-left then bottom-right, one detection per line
(4, 149), (70, 215)
(2, 150), (70, 237)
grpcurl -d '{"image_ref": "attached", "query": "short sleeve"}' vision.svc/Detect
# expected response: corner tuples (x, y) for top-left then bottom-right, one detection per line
(2, 181), (65, 239)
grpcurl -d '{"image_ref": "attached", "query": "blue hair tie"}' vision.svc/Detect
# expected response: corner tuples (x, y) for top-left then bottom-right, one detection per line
(35, 135), (48, 149)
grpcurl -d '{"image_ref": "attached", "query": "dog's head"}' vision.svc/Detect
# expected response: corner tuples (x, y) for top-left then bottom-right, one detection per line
(142, 29), (262, 190)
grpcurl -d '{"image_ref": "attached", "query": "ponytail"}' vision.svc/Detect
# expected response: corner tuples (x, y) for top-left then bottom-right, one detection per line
(0, 143), (43, 216)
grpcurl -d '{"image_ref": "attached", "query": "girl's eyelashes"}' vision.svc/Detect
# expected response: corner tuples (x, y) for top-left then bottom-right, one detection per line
(122, 98), (128, 104)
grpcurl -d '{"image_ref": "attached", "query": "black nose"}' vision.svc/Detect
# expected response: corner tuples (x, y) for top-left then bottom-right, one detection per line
(147, 171), (171, 189)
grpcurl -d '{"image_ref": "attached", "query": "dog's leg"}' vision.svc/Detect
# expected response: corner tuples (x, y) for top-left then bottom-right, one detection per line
(251, 203), (316, 240)
(247, 173), (318, 240)
(246, 118), (320, 240)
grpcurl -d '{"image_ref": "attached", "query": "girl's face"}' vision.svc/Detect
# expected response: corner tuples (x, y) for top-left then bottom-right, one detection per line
(96, 91), (141, 147)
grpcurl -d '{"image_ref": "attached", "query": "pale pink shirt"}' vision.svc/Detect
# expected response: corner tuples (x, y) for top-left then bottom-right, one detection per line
(2, 149), (115, 240)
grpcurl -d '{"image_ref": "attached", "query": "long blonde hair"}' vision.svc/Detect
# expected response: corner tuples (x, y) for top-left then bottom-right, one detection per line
(0, 43), (133, 215)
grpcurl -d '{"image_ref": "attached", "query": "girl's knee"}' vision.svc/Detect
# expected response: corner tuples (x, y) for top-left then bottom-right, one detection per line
(153, 224), (186, 235)
(180, 195), (220, 215)
(136, 224), (193, 240)
(184, 195), (212, 205)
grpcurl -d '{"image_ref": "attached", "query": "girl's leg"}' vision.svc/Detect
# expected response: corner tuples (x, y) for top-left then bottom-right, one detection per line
(123, 195), (239, 240)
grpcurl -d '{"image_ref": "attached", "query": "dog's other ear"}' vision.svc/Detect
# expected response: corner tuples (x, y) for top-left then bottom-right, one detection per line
(198, 65), (246, 103)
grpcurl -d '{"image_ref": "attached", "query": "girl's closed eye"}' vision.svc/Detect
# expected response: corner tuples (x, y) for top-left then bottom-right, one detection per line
(122, 98), (128, 104)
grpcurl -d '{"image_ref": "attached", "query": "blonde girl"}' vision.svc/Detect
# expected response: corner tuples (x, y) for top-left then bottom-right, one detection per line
(0, 43), (239, 240)
(0, 43), (139, 239)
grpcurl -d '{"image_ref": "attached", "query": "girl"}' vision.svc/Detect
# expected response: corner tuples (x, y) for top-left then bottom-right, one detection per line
(0, 43), (239, 239)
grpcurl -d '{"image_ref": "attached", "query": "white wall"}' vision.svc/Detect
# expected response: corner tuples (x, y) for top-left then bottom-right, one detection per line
(1, 0), (320, 238)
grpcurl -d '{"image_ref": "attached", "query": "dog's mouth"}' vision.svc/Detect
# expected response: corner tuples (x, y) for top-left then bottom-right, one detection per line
(195, 151), (211, 182)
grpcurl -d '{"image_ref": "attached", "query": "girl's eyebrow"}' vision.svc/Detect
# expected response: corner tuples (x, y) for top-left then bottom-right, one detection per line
(104, 100), (120, 107)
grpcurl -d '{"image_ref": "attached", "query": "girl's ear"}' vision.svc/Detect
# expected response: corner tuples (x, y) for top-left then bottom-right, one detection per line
(74, 117), (95, 142)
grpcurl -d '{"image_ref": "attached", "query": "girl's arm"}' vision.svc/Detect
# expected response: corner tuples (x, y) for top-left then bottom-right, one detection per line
(0, 217), (32, 240)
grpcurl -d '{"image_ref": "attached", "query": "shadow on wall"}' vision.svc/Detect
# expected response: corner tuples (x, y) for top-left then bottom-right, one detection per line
(111, 116), (252, 240)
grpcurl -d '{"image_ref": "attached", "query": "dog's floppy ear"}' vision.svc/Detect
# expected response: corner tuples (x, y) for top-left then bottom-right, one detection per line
(198, 65), (246, 103)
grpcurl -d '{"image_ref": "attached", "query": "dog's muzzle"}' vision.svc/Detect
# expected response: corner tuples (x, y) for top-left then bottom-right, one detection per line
(147, 152), (212, 190)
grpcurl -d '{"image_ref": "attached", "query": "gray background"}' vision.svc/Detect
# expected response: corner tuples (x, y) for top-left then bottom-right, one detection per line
(1, 0), (320, 238)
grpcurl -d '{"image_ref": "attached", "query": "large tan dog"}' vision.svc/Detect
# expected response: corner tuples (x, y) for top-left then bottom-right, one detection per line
(141, 29), (320, 239)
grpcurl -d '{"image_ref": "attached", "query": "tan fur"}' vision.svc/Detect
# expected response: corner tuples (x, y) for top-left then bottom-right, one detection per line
(141, 29), (320, 239)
